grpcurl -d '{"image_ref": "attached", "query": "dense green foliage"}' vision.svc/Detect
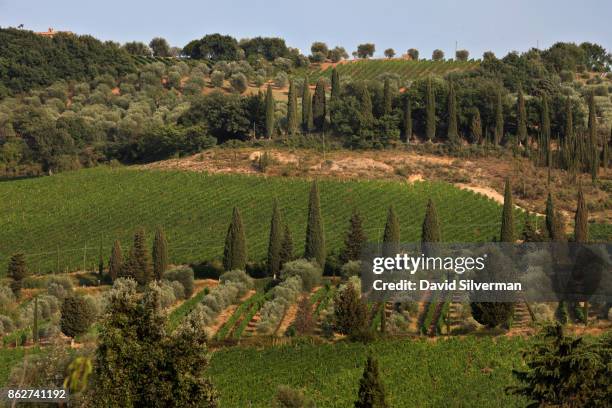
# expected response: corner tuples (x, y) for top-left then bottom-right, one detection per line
(223, 207), (247, 271)
(60, 295), (93, 338)
(208, 337), (531, 407)
(0, 28), (135, 95)
(341, 209), (367, 262)
(152, 227), (168, 280)
(355, 356), (389, 408)
(500, 178), (515, 242)
(304, 181), (326, 268)
(0, 168), (564, 275)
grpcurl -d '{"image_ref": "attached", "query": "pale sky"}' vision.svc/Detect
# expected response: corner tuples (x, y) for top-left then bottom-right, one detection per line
(1, 0), (610, 59)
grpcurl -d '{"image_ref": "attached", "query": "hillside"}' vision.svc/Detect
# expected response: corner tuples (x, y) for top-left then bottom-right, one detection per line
(1, 166), (521, 275)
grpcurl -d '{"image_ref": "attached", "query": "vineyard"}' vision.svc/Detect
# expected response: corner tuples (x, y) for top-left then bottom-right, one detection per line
(208, 336), (530, 407)
(308, 59), (480, 83)
(0, 166), (526, 275)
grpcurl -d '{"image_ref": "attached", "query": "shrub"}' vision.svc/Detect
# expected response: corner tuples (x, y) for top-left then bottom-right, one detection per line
(0, 285), (15, 310)
(0, 315), (14, 334)
(273, 385), (315, 408)
(220, 270), (253, 287)
(559, 70), (574, 82)
(333, 282), (367, 335)
(470, 302), (514, 328)
(256, 276), (302, 334)
(60, 295), (94, 338)
(274, 72), (288, 88)
(170, 280), (185, 300)
(210, 71), (225, 87)
(293, 296), (315, 335)
(164, 267), (195, 298)
(340, 261), (361, 279)
(230, 73), (248, 94)
(280, 259), (321, 292)
(149, 280), (177, 309)
(594, 84), (608, 96)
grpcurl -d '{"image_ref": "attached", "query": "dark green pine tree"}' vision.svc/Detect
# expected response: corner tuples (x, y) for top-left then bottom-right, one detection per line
(313, 78), (327, 131)
(383, 78), (392, 115)
(301, 78), (313, 132)
(447, 79), (459, 143)
(279, 223), (294, 270)
(267, 199), (283, 278)
(545, 193), (565, 242)
(152, 227), (168, 280)
(265, 84), (275, 138)
(223, 207), (247, 271)
(494, 90), (504, 145)
(330, 68), (340, 126)
(304, 181), (326, 268)
(500, 178), (515, 243)
(124, 228), (153, 285)
(354, 356), (389, 408)
(517, 88), (528, 145)
(108, 240), (122, 282)
(341, 209), (367, 262)
(574, 189), (588, 244)
(471, 109), (482, 144)
(421, 199), (441, 243)
(382, 205), (400, 257)
(33, 296), (39, 343)
(402, 97), (413, 143)
(8, 252), (28, 296)
(565, 96), (574, 143)
(426, 76), (436, 141)
(286, 80), (298, 135)
(98, 246), (104, 277)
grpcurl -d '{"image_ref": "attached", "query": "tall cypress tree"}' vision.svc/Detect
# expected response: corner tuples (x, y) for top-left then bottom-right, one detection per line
(301, 78), (313, 132)
(382, 205), (400, 257)
(545, 193), (555, 240)
(330, 68), (340, 126)
(471, 109), (482, 144)
(574, 189), (588, 243)
(541, 93), (551, 165)
(517, 88), (527, 145)
(360, 86), (374, 123)
(565, 96), (574, 143)
(495, 90), (504, 145)
(223, 207), (247, 271)
(587, 91), (598, 181)
(279, 223), (294, 269)
(354, 356), (389, 408)
(426, 76), (436, 141)
(265, 84), (275, 138)
(33, 296), (39, 343)
(402, 97), (413, 142)
(152, 227), (168, 280)
(109, 240), (122, 282)
(267, 199), (283, 278)
(500, 178), (515, 243)
(124, 228), (153, 285)
(286, 80), (298, 135)
(383, 78), (392, 115)
(447, 79), (458, 143)
(8, 253), (27, 297)
(341, 209), (367, 262)
(304, 181), (326, 268)
(313, 78), (326, 131)
(421, 199), (441, 243)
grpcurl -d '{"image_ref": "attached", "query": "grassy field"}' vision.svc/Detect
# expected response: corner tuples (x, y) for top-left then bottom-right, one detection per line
(308, 59), (480, 83)
(208, 336), (530, 407)
(0, 166), (525, 275)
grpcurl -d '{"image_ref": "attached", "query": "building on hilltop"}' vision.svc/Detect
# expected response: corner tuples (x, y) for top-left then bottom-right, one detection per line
(36, 27), (73, 37)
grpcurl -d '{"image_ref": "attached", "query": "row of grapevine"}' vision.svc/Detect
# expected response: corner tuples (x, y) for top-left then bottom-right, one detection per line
(215, 291), (267, 340)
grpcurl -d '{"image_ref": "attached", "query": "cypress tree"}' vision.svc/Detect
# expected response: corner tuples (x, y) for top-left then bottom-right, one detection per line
(33, 296), (39, 343)
(574, 189), (588, 244)
(447, 79), (458, 143)
(603, 127), (610, 170)
(301, 78), (313, 132)
(267, 199), (283, 278)
(313, 78), (326, 131)
(124, 228), (153, 285)
(98, 246), (104, 277)
(565, 96), (574, 143)
(383, 78), (392, 115)
(223, 207), (247, 271)
(152, 227), (168, 280)
(402, 97), (412, 142)
(304, 181), (326, 268)
(330, 68), (340, 125)
(8, 252), (28, 296)
(286, 80), (298, 135)
(382, 205), (400, 257)
(354, 356), (389, 408)
(500, 178), (515, 243)
(541, 94), (551, 165)
(360, 86), (374, 123)
(471, 109), (482, 144)
(587, 91), (598, 181)
(495, 90), (504, 145)
(421, 199), (441, 243)
(108, 240), (122, 282)
(426, 76), (436, 141)
(279, 223), (294, 269)
(545, 193), (555, 239)
(341, 209), (367, 262)
(517, 88), (527, 145)
(265, 84), (275, 138)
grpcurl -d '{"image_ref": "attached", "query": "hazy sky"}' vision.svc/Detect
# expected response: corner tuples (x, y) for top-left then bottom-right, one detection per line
(1, 0), (610, 59)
